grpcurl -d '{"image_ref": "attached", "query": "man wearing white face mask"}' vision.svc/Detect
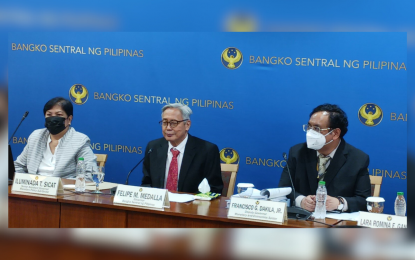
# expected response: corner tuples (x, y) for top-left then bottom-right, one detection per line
(278, 104), (371, 213)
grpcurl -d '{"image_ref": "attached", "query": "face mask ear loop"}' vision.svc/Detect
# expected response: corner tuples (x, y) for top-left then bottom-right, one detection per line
(324, 129), (334, 137)
(324, 129), (335, 145)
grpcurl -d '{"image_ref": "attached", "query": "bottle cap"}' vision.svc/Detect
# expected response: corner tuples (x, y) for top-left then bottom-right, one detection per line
(78, 157), (84, 161)
(319, 181), (325, 185)
(397, 192), (404, 196)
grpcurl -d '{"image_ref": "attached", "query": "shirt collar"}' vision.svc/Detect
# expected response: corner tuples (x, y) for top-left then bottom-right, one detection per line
(47, 134), (61, 144)
(317, 139), (341, 159)
(168, 134), (188, 154)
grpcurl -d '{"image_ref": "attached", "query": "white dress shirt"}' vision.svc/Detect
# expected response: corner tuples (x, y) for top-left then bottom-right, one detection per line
(296, 140), (349, 211)
(37, 135), (60, 176)
(164, 134), (188, 189)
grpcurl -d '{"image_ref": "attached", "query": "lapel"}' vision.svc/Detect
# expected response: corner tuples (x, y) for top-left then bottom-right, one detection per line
(305, 147), (319, 193)
(156, 139), (169, 188)
(323, 139), (347, 187)
(30, 130), (48, 174)
(178, 134), (197, 191)
(53, 127), (72, 174)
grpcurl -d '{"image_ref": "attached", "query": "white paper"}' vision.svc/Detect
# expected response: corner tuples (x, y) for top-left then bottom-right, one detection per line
(232, 188), (268, 200)
(63, 182), (118, 191)
(168, 192), (195, 203)
(325, 211), (360, 221)
(269, 196), (288, 202)
(261, 187), (292, 199)
(63, 184), (76, 189)
(85, 181), (118, 191)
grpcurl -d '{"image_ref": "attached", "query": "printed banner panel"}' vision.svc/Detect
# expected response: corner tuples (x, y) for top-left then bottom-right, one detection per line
(9, 33), (406, 214)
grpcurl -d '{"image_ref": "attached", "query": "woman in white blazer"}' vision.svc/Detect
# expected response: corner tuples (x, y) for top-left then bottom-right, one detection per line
(14, 97), (97, 179)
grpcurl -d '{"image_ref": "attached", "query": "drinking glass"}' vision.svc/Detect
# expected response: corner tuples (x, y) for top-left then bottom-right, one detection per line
(366, 197), (385, 213)
(91, 166), (105, 194)
(237, 183), (254, 198)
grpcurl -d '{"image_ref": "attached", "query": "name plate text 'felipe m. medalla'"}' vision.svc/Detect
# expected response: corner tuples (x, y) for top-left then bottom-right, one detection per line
(113, 184), (170, 210)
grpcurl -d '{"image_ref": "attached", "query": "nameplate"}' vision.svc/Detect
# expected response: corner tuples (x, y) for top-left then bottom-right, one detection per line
(12, 173), (64, 196)
(358, 211), (407, 228)
(113, 185), (170, 210)
(228, 197), (287, 224)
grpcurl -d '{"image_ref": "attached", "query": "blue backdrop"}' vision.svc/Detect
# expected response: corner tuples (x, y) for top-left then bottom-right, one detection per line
(8, 32), (406, 214)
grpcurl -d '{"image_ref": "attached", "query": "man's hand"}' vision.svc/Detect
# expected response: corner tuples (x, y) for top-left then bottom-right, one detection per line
(300, 195), (316, 212)
(326, 195), (340, 211)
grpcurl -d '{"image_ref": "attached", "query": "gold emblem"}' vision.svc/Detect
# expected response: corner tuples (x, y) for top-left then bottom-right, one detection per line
(35, 176), (38, 180)
(139, 188), (143, 192)
(387, 216), (392, 221)
(220, 148), (240, 164)
(358, 103), (383, 126)
(256, 201), (260, 205)
(69, 84), (89, 105)
(221, 47), (243, 69)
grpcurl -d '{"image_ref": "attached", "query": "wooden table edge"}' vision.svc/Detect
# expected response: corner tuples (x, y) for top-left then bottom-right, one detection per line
(58, 197), (333, 228)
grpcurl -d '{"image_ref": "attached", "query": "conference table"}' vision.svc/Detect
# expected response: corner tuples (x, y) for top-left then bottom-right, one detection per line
(8, 180), (355, 228)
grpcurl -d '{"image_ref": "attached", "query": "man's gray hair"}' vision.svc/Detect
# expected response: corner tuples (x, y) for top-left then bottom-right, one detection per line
(161, 103), (193, 120)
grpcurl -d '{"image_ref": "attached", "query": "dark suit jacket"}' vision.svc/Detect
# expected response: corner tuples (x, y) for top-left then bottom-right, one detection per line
(278, 139), (371, 212)
(141, 134), (223, 194)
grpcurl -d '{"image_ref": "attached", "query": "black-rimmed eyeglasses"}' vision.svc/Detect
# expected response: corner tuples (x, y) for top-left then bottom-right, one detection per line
(159, 119), (188, 128)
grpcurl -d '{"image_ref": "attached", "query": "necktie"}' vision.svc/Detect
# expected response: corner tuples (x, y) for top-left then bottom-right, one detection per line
(166, 148), (180, 192)
(317, 154), (331, 180)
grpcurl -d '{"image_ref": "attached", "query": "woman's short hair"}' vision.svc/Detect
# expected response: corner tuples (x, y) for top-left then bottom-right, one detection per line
(43, 97), (73, 117)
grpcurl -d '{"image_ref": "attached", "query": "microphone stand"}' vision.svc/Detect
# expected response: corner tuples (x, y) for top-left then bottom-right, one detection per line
(9, 111), (29, 144)
(282, 152), (312, 220)
(125, 149), (152, 185)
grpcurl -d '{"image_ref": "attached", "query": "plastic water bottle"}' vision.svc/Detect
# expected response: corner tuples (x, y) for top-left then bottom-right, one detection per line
(314, 181), (327, 220)
(75, 157), (86, 192)
(394, 192), (406, 216)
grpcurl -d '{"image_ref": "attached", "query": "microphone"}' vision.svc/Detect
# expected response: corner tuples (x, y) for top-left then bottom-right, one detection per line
(282, 152), (296, 204)
(8, 111), (29, 144)
(125, 148), (153, 185)
(282, 152), (312, 220)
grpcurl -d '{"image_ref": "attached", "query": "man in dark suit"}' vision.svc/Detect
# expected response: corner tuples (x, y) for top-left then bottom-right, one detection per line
(279, 104), (371, 213)
(141, 103), (223, 194)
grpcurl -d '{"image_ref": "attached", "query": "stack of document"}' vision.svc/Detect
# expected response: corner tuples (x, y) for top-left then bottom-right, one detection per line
(232, 189), (268, 200)
(260, 187), (292, 201)
(232, 187), (292, 200)
(168, 192), (195, 203)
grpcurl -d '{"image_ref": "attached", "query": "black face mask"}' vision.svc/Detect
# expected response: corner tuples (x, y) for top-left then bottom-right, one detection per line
(45, 116), (68, 135)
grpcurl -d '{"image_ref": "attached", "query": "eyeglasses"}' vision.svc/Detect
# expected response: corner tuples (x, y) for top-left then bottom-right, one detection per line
(159, 119), (188, 128)
(303, 124), (331, 133)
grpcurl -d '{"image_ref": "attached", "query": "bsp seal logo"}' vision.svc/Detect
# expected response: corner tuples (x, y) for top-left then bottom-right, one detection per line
(220, 148), (240, 164)
(69, 84), (88, 105)
(221, 47), (243, 69)
(358, 103), (383, 127)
